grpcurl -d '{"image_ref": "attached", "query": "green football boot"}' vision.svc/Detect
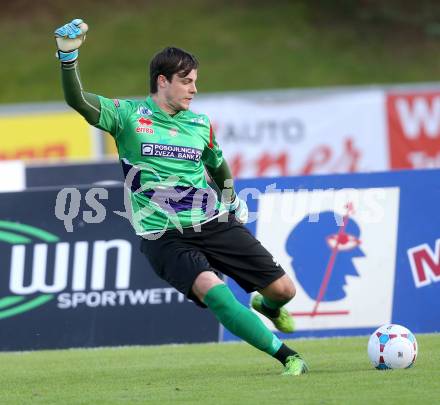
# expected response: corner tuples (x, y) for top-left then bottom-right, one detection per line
(282, 354), (309, 376)
(251, 294), (295, 333)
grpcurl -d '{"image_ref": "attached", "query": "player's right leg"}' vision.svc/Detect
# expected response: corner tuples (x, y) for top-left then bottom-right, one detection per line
(140, 225), (307, 376)
(193, 271), (308, 376)
(193, 271), (282, 357)
(198, 215), (308, 375)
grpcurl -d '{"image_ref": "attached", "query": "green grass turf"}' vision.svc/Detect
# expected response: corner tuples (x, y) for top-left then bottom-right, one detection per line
(0, 334), (439, 405)
(1, 0), (440, 104)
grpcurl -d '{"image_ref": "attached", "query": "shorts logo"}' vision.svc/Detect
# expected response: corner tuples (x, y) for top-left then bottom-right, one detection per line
(113, 99), (120, 108)
(141, 143), (202, 162)
(136, 117), (154, 134)
(136, 106), (153, 116)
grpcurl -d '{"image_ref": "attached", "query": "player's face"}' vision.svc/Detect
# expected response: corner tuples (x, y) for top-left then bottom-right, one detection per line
(163, 69), (198, 113)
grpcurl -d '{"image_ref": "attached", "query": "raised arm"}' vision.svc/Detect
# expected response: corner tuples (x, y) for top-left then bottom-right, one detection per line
(60, 63), (101, 125)
(55, 19), (101, 125)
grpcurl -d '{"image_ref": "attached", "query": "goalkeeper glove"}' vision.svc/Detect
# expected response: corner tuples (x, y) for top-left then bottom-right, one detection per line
(54, 18), (88, 63)
(225, 195), (249, 224)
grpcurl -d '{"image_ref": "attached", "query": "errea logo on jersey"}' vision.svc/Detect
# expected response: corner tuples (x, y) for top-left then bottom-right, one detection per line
(138, 118), (152, 126)
(136, 117), (154, 134)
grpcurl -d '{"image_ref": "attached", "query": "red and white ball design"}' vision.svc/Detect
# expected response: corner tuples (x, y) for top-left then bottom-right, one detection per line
(367, 324), (418, 370)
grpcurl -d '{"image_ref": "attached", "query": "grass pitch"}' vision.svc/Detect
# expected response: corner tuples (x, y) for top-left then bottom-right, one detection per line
(0, 334), (439, 405)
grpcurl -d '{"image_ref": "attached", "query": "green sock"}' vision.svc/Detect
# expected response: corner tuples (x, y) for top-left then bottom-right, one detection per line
(262, 296), (289, 310)
(204, 284), (282, 356)
(260, 296), (289, 318)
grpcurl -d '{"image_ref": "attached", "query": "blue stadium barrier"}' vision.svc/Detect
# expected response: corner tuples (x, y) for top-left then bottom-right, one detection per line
(0, 186), (218, 351)
(1, 167), (438, 350)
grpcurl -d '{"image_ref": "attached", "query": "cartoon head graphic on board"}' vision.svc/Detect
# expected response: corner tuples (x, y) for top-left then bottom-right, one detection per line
(285, 209), (365, 302)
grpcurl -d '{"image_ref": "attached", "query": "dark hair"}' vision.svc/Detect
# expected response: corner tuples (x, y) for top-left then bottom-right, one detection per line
(149, 47), (199, 93)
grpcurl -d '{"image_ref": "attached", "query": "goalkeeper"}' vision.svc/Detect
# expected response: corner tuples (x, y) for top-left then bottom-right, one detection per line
(55, 19), (308, 376)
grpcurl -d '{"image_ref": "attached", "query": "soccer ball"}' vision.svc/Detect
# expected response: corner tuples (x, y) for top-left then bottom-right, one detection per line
(367, 324), (418, 370)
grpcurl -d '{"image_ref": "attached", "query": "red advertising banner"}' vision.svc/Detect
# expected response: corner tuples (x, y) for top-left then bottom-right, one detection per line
(387, 92), (440, 169)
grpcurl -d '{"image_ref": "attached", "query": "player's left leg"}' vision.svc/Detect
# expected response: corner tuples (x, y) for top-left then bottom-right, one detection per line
(251, 274), (296, 333)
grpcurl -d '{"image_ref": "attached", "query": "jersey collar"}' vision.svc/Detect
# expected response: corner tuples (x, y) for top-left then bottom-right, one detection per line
(146, 96), (185, 120)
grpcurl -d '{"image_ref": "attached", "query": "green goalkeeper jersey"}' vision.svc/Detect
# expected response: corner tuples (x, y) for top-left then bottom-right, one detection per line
(96, 95), (227, 234)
